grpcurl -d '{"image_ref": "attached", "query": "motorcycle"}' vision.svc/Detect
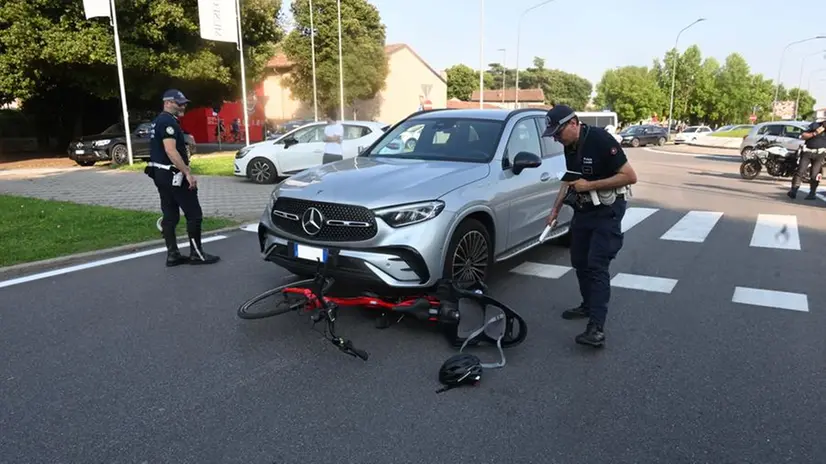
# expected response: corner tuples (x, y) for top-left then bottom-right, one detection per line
(739, 137), (817, 181)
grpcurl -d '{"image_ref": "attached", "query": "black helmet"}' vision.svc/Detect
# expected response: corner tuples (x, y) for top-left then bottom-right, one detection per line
(437, 353), (482, 392)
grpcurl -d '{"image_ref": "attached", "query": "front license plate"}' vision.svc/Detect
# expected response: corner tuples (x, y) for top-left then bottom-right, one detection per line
(294, 243), (327, 263)
(74, 150), (84, 154)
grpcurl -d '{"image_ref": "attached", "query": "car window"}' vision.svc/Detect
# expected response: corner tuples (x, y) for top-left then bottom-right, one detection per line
(103, 124), (123, 135)
(292, 125), (324, 143)
(505, 118), (542, 162)
(343, 124), (371, 140)
(533, 117), (563, 158)
(783, 125), (803, 138)
(368, 117), (504, 162)
(758, 124), (783, 136)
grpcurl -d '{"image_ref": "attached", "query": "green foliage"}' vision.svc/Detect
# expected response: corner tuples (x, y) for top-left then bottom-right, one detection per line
(0, 0), (283, 148)
(594, 66), (666, 123)
(445, 64), (481, 100)
(710, 128), (751, 138)
(282, 0), (388, 115)
(600, 44), (819, 126)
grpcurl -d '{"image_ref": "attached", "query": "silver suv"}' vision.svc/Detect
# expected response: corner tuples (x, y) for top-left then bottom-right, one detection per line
(255, 108), (574, 290)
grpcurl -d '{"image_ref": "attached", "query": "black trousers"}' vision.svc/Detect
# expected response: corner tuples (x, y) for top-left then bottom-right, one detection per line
(569, 199), (627, 328)
(153, 169), (203, 253)
(792, 150), (825, 189)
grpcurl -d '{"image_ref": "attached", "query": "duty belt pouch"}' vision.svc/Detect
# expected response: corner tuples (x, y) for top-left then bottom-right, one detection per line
(597, 189), (617, 205)
(143, 165), (155, 179)
(169, 166), (183, 187)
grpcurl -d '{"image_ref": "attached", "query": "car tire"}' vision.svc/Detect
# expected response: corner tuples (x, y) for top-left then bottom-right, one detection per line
(443, 218), (493, 287)
(76, 160), (96, 167)
(657, 137), (666, 146)
(109, 144), (128, 166)
(630, 138), (640, 147)
(246, 157), (278, 184)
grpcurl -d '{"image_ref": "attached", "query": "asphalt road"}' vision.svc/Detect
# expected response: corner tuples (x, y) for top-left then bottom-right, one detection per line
(2, 147), (825, 464)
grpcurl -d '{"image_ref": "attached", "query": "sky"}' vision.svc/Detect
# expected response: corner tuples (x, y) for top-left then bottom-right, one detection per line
(361, 0), (826, 110)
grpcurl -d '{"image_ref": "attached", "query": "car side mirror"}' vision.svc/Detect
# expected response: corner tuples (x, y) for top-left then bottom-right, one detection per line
(512, 151), (542, 175)
(135, 129), (149, 138)
(283, 137), (298, 148)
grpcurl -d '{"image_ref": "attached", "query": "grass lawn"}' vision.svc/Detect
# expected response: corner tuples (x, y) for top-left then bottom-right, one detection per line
(0, 195), (237, 268)
(710, 128), (750, 138)
(116, 152), (236, 177)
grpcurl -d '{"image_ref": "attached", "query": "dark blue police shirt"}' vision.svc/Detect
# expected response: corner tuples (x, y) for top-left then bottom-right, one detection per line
(149, 111), (189, 165)
(564, 125), (628, 181)
(804, 121), (826, 150)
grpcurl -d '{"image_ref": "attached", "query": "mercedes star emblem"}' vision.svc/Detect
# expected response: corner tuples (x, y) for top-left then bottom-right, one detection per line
(301, 207), (324, 235)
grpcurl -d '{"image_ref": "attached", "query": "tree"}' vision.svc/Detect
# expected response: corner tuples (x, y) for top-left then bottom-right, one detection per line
(0, 0), (283, 148)
(445, 64), (479, 100)
(282, 0), (388, 115)
(511, 57), (592, 109)
(714, 53), (753, 124)
(594, 66), (666, 123)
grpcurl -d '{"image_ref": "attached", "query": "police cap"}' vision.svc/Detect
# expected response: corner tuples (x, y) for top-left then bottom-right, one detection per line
(542, 104), (576, 138)
(162, 89), (190, 105)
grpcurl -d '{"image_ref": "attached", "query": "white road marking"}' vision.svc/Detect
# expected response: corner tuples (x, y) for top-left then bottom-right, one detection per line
(0, 235), (227, 290)
(660, 211), (724, 243)
(642, 147), (740, 160)
(510, 262), (572, 279)
(621, 207), (659, 233)
(240, 223), (258, 232)
(610, 273), (678, 294)
(732, 286), (809, 312)
(749, 214), (800, 250)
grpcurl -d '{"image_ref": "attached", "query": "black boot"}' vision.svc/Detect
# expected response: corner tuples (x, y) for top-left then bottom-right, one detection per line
(788, 186), (799, 199)
(163, 225), (189, 267)
(805, 181), (819, 200)
(187, 229), (220, 265)
(575, 321), (605, 348)
(562, 303), (590, 320)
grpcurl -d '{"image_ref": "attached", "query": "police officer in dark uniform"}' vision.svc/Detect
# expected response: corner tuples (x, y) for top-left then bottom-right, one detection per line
(542, 105), (638, 348)
(788, 118), (826, 200)
(147, 89), (219, 267)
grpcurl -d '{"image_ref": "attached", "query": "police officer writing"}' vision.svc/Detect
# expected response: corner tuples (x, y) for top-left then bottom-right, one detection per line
(543, 105), (637, 348)
(787, 118), (826, 200)
(146, 89), (220, 267)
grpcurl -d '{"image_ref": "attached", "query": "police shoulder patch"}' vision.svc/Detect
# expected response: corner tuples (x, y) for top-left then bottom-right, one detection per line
(166, 126), (175, 135)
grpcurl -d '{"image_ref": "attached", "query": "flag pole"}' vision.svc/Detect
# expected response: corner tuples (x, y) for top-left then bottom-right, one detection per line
(309, 0), (319, 122)
(336, 0), (344, 121)
(235, 0), (250, 146)
(109, 0), (133, 165)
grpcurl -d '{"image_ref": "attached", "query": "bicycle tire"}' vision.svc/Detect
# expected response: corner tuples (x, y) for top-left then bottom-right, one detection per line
(237, 278), (333, 320)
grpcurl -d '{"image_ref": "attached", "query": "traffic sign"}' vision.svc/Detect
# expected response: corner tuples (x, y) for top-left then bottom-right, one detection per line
(749, 114), (757, 122)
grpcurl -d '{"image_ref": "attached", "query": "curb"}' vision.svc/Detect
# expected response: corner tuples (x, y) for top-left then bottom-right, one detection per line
(0, 223), (252, 281)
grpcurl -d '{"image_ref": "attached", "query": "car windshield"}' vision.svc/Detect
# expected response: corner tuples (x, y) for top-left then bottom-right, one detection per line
(367, 117), (504, 162)
(102, 124), (124, 135)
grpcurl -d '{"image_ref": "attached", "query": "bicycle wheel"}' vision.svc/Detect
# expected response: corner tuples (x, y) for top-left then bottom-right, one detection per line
(237, 278), (334, 320)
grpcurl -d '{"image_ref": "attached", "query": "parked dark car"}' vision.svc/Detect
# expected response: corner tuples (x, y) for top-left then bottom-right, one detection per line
(618, 125), (668, 147)
(67, 122), (196, 166)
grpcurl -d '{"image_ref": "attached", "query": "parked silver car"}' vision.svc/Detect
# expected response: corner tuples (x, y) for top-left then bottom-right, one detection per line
(739, 121), (808, 160)
(255, 108), (575, 290)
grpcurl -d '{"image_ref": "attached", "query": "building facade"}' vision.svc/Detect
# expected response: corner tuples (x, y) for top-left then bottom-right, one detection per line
(260, 43), (447, 126)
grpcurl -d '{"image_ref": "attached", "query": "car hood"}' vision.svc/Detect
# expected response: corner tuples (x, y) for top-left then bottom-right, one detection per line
(74, 133), (124, 143)
(274, 156), (490, 209)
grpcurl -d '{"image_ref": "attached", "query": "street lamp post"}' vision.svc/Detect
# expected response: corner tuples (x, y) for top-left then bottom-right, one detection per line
(309, 0), (318, 122)
(795, 50), (826, 119)
(497, 48), (507, 104)
(514, 0), (556, 106)
(771, 35), (826, 121)
(667, 18), (706, 131)
(479, 0), (484, 109)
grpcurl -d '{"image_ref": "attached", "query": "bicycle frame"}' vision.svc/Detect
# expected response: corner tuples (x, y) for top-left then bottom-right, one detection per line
(284, 286), (443, 322)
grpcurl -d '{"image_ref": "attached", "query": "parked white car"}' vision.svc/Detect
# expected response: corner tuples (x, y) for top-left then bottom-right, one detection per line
(674, 125), (713, 144)
(234, 120), (389, 184)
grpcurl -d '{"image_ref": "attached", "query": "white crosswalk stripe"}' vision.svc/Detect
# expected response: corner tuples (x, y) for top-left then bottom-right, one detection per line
(749, 214), (801, 251)
(621, 207), (658, 233)
(660, 211), (723, 243)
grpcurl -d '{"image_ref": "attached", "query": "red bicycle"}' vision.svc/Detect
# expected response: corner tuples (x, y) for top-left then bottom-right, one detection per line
(237, 260), (528, 362)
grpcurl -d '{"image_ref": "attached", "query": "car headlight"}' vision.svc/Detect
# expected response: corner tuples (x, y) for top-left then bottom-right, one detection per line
(94, 139), (111, 147)
(374, 200), (445, 228)
(236, 146), (253, 159)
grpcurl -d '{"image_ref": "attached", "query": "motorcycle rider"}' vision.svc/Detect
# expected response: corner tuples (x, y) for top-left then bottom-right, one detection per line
(788, 118), (826, 200)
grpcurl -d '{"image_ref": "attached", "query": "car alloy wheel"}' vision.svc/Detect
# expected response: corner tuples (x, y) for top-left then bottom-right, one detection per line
(111, 144), (128, 165)
(451, 230), (489, 284)
(248, 158), (276, 184)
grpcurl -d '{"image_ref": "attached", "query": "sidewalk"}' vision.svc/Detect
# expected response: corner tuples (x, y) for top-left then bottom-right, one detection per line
(0, 167), (271, 222)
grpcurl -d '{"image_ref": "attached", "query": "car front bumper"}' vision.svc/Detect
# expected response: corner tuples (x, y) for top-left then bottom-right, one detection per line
(256, 202), (454, 291)
(68, 147), (110, 162)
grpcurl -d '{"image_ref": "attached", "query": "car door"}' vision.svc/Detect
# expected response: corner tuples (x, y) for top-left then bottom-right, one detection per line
(131, 123), (152, 158)
(535, 116), (573, 230)
(499, 116), (551, 250)
(780, 124), (805, 150)
(278, 124), (325, 173)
